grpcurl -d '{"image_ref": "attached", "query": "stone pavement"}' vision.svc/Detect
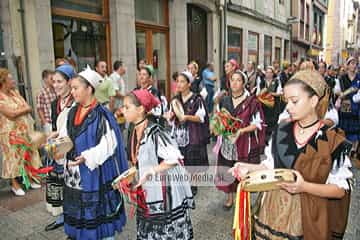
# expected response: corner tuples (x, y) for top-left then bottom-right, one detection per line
(0, 145), (359, 240)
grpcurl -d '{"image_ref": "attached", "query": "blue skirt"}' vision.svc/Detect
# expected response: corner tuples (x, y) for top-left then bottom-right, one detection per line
(339, 111), (360, 142)
(63, 183), (126, 240)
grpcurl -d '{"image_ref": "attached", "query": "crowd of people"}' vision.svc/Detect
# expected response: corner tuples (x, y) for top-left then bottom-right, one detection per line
(0, 54), (359, 239)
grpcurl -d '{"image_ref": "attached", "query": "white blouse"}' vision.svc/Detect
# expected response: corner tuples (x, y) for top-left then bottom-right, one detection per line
(353, 90), (360, 103)
(58, 108), (118, 171)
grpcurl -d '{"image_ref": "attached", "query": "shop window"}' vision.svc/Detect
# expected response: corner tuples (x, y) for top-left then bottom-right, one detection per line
(264, 35), (272, 67)
(284, 39), (289, 61)
(51, 0), (110, 70)
(228, 26), (242, 64)
(52, 16), (107, 70)
(306, 25), (310, 41)
(135, 0), (170, 98)
(275, 37), (282, 62)
(300, 0), (305, 21)
(318, 15), (323, 46)
(248, 32), (259, 64)
(135, 0), (166, 25)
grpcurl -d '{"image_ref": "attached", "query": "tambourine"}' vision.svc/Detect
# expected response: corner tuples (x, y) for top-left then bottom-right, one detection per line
(171, 99), (185, 121)
(241, 169), (296, 192)
(116, 113), (126, 124)
(29, 131), (47, 149)
(112, 167), (137, 190)
(342, 87), (359, 97)
(44, 136), (73, 158)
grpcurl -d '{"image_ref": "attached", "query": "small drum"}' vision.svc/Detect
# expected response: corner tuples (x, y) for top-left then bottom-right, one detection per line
(44, 136), (73, 158)
(171, 99), (185, 121)
(112, 167), (137, 189)
(342, 87), (358, 97)
(241, 169), (296, 192)
(29, 131), (47, 149)
(46, 172), (64, 207)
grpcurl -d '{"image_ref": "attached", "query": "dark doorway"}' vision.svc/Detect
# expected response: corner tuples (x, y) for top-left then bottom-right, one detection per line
(187, 4), (207, 71)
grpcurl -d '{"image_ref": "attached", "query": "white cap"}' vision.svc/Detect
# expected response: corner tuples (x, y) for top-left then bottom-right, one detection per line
(78, 65), (104, 89)
(180, 70), (194, 83)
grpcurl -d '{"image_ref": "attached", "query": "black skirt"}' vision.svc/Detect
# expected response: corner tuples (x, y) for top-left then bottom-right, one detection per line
(179, 144), (209, 173)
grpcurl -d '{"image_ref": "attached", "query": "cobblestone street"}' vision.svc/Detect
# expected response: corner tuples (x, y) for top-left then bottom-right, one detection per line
(0, 145), (359, 240)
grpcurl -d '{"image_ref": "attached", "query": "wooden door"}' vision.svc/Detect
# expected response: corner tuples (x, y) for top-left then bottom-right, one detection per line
(187, 4), (207, 71)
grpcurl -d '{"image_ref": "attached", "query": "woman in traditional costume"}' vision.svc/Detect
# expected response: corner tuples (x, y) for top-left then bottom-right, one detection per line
(44, 64), (75, 230)
(215, 70), (266, 209)
(245, 61), (258, 95)
(0, 68), (42, 196)
(278, 61), (339, 129)
(57, 66), (128, 240)
(335, 57), (360, 162)
(256, 66), (283, 142)
(168, 71), (210, 196)
(220, 59), (238, 93)
(123, 89), (194, 240)
(231, 70), (353, 240)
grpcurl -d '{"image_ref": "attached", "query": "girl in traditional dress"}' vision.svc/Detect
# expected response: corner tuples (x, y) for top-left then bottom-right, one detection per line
(215, 70), (266, 209)
(123, 89), (194, 240)
(334, 57), (360, 162)
(279, 61), (339, 129)
(137, 65), (163, 120)
(256, 66), (283, 142)
(45, 64), (75, 230)
(168, 71), (210, 196)
(57, 66), (128, 240)
(0, 68), (41, 196)
(188, 61), (201, 94)
(231, 70), (353, 240)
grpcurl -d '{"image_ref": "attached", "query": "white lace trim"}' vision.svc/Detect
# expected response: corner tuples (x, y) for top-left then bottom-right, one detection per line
(157, 134), (183, 165)
(261, 140), (274, 169)
(326, 155), (353, 190)
(251, 111), (263, 130)
(194, 101), (206, 123)
(353, 90), (360, 103)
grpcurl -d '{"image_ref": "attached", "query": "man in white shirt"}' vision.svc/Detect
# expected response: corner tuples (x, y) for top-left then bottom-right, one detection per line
(109, 60), (126, 110)
(109, 60), (127, 132)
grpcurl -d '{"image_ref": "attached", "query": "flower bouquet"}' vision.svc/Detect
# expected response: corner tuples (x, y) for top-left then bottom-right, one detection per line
(257, 92), (275, 108)
(210, 108), (243, 144)
(9, 130), (53, 189)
